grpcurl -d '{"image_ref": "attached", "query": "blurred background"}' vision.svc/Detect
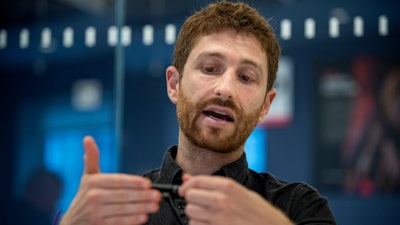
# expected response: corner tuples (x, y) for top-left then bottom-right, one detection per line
(1, 0), (399, 224)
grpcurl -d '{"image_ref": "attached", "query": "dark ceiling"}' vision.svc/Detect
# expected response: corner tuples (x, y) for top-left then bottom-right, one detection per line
(0, 0), (290, 26)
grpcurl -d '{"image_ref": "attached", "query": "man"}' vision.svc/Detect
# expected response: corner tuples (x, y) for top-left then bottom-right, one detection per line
(59, 1), (336, 225)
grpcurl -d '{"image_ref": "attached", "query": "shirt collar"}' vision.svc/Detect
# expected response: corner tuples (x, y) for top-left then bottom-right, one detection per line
(158, 145), (250, 185)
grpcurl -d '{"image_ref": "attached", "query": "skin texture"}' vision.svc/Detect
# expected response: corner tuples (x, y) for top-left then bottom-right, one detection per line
(60, 30), (294, 225)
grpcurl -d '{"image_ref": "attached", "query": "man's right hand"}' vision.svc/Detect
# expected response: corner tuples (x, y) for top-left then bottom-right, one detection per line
(60, 136), (162, 225)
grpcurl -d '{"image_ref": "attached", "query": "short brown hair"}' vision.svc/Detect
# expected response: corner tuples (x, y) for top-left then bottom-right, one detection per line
(173, 1), (281, 91)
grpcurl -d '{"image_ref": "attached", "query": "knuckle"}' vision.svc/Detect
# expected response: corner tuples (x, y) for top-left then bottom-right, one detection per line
(214, 193), (229, 207)
(221, 179), (235, 190)
(185, 204), (195, 215)
(186, 189), (196, 201)
(86, 189), (101, 203)
(132, 214), (148, 224)
(85, 176), (99, 188)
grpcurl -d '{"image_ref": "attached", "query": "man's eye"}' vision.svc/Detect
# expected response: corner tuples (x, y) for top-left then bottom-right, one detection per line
(239, 74), (251, 82)
(204, 66), (215, 73)
(202, 65), (221, 74)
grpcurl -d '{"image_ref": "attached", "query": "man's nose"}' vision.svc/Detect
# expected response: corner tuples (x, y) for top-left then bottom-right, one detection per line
(213, 72), (236, 99)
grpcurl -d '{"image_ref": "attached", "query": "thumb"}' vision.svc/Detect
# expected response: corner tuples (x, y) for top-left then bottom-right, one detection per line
(83, 135), (101, 174)
(182, 173), (192, 182)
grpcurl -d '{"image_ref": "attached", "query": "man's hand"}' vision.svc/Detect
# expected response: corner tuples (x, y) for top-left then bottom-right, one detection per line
(60, 136), (162, 225)
(179, 174), (294, 225)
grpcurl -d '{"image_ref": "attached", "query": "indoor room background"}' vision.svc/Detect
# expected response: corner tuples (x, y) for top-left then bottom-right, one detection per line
(1, 0), (399, 224)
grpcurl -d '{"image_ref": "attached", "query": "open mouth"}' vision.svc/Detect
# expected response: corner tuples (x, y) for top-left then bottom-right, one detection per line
(203, 110), (234, 122)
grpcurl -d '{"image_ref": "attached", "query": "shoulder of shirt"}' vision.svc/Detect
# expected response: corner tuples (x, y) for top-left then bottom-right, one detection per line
(253, 172), (335, 224)
(254, 170), (321, 196)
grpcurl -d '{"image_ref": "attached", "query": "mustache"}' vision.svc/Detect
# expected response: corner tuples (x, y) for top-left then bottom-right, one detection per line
(198, 97), (239, 113)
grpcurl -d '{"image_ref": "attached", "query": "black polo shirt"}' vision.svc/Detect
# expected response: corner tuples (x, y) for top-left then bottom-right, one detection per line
(143, 146), (336, 225)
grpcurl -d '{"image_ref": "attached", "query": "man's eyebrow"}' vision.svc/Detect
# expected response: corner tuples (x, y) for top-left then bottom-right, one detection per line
(195, 52), (226, 61)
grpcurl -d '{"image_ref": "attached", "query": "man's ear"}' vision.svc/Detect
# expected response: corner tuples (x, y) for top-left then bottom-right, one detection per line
(258, 88), (276, 123)
(166, 66), (180, 104)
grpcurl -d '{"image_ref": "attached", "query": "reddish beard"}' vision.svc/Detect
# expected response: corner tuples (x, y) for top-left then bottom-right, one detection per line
(176, 89), (263, 153)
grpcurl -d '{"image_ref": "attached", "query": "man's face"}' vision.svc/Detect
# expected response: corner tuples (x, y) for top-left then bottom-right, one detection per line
(173, 29), (275, 153)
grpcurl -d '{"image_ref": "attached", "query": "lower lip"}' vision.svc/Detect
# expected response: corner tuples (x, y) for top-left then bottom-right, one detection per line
(201, 114), (233, 128)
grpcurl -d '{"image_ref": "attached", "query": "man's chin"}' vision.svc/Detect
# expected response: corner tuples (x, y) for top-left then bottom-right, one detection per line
(194, 136), (238, 153)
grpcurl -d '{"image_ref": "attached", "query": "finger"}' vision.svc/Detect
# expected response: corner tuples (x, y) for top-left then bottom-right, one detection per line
(103, 213), (149, 225)
(182, 173), (192, 182)
(100, 202), (160, 218)
(188, 220), (209, 225)
(178, 173), (192, 197)
(86, 174), (153, 189)
(185, 202), (212, 222)
(83, 135), (101, 174)
(185, 188), (226, 210)
(180, 175), (237, 195)
(90, 188), (162, 204)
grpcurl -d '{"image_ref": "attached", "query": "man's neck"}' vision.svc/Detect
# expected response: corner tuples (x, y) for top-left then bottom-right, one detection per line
(175, 133), (244, 175)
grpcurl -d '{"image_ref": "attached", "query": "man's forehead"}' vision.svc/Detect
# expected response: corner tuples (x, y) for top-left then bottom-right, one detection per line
(189, 32), (268, 70)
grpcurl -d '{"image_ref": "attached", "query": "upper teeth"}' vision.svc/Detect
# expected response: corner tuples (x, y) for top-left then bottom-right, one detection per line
(214, 111), (227, 116)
